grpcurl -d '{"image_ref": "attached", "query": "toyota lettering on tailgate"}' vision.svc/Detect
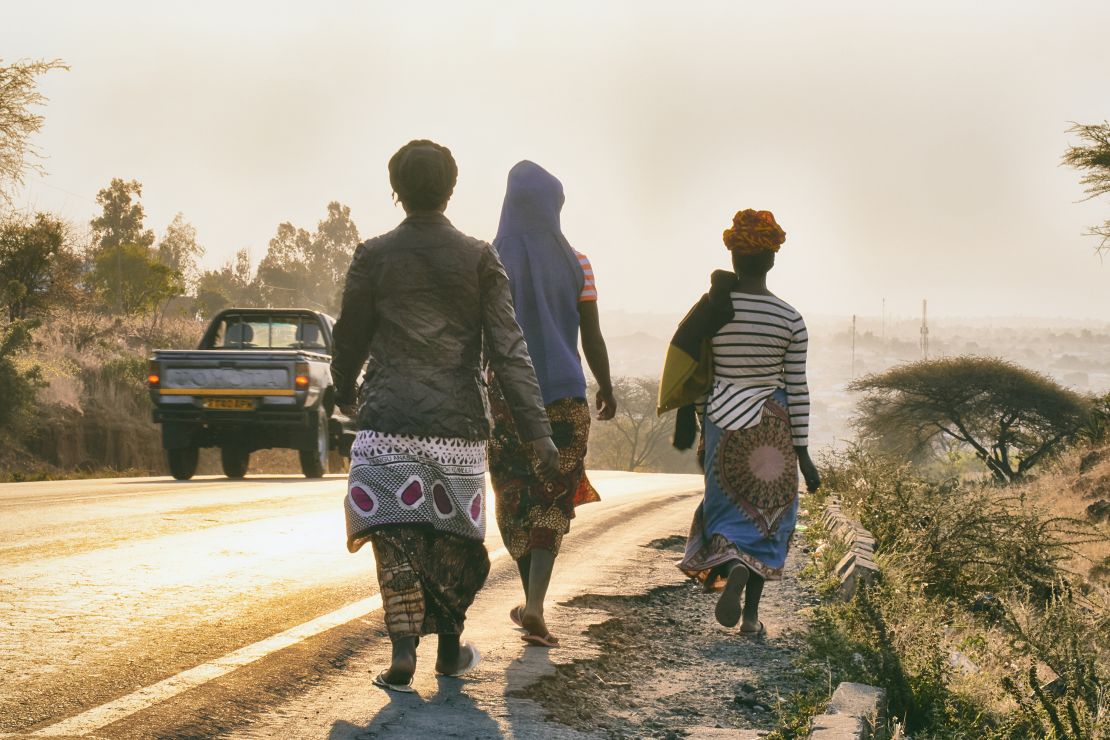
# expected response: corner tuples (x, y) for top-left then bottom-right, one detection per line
(163, 367), (288, 389)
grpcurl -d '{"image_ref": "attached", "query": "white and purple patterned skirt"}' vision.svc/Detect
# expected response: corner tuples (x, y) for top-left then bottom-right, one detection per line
(344, 430), (488, 553)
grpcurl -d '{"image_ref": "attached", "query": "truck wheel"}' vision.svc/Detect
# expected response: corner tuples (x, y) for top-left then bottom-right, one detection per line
(299, 406), (329, 479)
(221, 446), (250, 479)
(167, 446), (199, 481)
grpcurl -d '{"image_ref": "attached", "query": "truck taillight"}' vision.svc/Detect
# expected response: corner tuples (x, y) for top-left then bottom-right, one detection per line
(294, 362), (310, 389)
(147, 360), (160, 388)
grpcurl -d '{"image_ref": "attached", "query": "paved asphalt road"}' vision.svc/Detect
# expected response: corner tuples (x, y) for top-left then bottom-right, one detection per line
(0, 471), (703, 738)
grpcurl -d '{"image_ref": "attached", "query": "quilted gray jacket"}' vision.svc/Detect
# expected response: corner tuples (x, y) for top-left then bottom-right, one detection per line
(331, 211), (552, 442)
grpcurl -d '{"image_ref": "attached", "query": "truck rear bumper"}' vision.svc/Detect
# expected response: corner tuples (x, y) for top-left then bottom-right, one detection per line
(153, 407), (309, 426)
(155, 407), (314, 451)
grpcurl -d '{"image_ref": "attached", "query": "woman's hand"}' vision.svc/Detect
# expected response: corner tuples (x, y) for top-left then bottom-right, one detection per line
(531, 436), (561, 479)
(796, 448), (821, 493)
(595, 386), (617, 421)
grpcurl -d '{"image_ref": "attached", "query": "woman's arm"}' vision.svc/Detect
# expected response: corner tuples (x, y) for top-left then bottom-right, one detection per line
(785, 316), (819, 491)
(331, 243), (375, 415)
(578, 301), (616, 420)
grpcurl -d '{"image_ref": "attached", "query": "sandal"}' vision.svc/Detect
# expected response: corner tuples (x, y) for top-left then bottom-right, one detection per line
(372, 669), (415, 693)
(714, 564), (749, 628)
(521, 632), (560, 648)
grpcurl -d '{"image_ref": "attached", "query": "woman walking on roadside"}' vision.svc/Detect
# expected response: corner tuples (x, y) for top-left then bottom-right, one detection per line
(331, 141), (559, 691)
(488, 160), (617, 648)
(660, 209), (820, 635)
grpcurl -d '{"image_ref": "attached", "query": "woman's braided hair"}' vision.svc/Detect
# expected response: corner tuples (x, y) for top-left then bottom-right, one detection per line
(388, 139), (458, 210)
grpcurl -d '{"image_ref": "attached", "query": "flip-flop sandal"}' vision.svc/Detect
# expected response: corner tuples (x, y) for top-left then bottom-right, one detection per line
(521, 632), (560, 648)
(714, 565), (749, 628)
(739, 621), (766, 638)
(372, 669), (415, 693)
(509, 605), (525, 628)
(438, 642), (482, 677)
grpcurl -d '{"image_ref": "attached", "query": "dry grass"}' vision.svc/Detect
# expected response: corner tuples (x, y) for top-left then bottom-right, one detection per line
(1018, 445), (1110, 586)
(796, 446), (1110, 738)
(2, 310), (308, 479)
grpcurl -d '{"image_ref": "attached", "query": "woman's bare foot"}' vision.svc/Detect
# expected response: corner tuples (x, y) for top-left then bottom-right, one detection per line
(383, 636), (417, 684)
(521, 606), (548, 639)
(739, 618), (764, 635)
(715, 563), (749, 627)
(509, 604), (525, 628)
(435, 636), (479, 675)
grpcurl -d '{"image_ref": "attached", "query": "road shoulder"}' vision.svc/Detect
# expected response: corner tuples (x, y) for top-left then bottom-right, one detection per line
(223, 491), (820, 739)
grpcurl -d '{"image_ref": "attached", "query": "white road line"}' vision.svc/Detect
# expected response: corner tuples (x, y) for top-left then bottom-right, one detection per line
(26, 547), (509, 737)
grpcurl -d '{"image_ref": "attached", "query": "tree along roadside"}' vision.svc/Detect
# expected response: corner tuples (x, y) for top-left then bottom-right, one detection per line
(850, 356), (1092, 483)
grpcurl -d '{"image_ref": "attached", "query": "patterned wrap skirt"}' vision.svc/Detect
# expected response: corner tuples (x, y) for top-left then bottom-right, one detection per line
(345, 430), (491, 637)
(679, 389), (799, 585)
(488, 380), (600, 560)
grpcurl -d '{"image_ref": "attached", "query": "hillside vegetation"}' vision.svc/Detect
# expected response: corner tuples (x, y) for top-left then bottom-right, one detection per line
(783, 436), (1109, 738)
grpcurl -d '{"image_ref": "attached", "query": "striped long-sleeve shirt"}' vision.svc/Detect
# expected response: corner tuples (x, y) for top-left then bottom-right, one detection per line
(705, 292), (811, 446)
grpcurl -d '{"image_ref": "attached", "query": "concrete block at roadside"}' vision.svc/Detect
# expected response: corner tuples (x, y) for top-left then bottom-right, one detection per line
(809, 682), (887, 740)
(838, 557), (880, 601)
(687, 728), (767, 739)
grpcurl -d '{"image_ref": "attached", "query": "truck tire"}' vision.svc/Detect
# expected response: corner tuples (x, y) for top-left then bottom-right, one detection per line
(167, 446), (199, 481)
(221, 446), (250, 479)
(299, 405), (329, 479)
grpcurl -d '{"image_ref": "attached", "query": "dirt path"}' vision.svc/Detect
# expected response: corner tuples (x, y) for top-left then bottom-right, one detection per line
(518, 529), (822, 739)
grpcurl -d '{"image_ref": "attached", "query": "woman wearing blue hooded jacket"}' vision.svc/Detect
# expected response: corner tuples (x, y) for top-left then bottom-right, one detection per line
(487, 160), (617, 648)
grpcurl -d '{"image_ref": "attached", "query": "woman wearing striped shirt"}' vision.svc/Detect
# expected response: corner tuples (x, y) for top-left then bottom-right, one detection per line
(677, 209), (820, 635)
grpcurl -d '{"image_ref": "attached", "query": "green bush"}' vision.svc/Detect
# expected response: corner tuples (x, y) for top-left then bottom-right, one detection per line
(0, 320), (45, 432)
(823, 445), (1094, 607)
(790, 447), (1110, 738)
(80, 355), (150, 415)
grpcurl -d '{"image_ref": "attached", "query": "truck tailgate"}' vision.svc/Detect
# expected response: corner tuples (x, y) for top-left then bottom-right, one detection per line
(154, 350), (303, 395)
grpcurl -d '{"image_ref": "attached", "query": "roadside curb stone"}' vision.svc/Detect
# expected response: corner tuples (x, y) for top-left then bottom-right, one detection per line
(808, 682), (887, 740)
(811, 499), (887, 738)
(823, 496), (881, 601)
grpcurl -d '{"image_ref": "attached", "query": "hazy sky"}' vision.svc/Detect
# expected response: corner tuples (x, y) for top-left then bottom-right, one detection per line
(5, 1), (1110, 321)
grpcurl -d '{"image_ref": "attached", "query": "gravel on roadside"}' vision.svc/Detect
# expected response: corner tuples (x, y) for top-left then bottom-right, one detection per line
(515, 528), (826, 739)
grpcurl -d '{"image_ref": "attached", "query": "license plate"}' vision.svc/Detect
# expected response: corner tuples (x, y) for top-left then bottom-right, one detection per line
(203, 397), (255, 410)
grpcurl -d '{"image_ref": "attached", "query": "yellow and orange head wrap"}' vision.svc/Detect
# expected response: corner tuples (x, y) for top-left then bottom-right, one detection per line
(722, 209), (786, 255)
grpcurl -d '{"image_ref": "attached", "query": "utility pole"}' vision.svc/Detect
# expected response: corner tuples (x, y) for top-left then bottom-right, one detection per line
(851, 314), (857, 378)
(920, 299), (930, 361)
(881, 298), (886, 344)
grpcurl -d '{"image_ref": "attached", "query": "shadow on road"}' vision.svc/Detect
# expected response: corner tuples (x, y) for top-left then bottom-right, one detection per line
(327, 676), (502, 739)
(118, 475), (346, 485)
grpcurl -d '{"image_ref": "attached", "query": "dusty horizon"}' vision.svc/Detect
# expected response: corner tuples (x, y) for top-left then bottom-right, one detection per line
(5, 1), (1110, 321)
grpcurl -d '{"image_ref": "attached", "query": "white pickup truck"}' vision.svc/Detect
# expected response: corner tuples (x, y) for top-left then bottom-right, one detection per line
(147, 308), (356, 480)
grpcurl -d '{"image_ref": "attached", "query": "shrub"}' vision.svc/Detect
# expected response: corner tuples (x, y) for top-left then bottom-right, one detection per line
(792, 447), (1110, 738)
(0, 320), (45, 432)
(823, 445), (1096, 607)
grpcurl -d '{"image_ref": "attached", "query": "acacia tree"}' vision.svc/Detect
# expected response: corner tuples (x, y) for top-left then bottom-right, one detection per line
(1063, 121), (1110, 255)
(850, 356), (1091, 483)
(0, 58), (68, 208)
